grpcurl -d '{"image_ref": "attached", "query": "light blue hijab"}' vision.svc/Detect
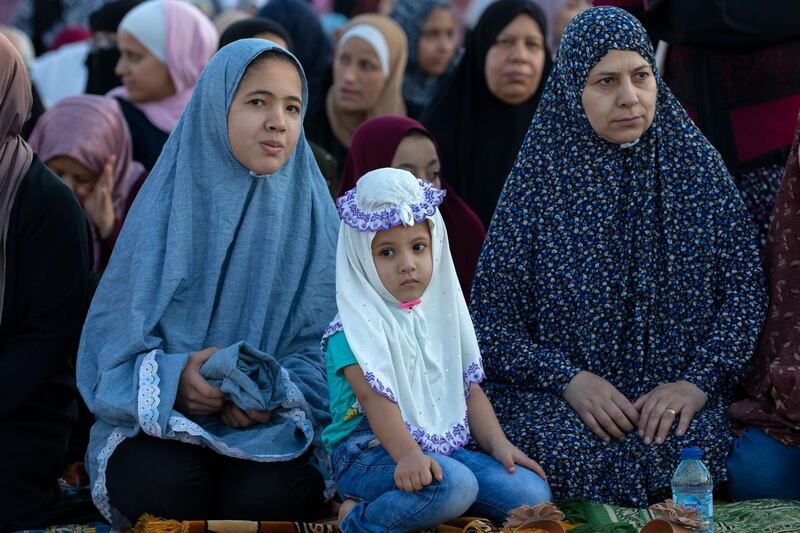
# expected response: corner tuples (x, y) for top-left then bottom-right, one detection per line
(77, 39), (339, 525)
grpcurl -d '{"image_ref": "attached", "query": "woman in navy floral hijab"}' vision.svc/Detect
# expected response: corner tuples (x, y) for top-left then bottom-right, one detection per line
(471, 7), (766, 505)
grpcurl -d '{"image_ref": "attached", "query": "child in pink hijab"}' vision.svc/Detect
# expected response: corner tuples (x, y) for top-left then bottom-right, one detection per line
(29, 95), (147, 272)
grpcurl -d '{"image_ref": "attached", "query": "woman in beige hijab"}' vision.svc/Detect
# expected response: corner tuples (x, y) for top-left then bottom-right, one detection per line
(306, 14), (407, 172)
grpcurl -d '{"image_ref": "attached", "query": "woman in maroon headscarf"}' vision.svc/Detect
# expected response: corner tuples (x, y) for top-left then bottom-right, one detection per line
(727, 114), (800, 501)
(336, 115), (485, 298)
(0, 34), (92, 529)
(29, 94), (146, 273)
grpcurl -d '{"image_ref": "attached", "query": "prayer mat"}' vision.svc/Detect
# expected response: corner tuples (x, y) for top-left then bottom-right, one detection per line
(560, 498), (800, 533)
(13, 524), (111, 533)
(434, 516), (576, 532)
(134, 515), (574, 533)
(134, 515), (341, 533)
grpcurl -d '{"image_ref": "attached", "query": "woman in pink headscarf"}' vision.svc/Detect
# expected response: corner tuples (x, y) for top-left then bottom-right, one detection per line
(110, 0), (217, 170)
(29, 94), (147, 273)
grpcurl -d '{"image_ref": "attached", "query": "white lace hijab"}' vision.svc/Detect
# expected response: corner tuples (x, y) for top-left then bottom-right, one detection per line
(331, 168), (485, 454)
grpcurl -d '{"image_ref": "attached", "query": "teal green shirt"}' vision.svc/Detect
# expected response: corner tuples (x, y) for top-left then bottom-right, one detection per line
(321, 331), (364, 450)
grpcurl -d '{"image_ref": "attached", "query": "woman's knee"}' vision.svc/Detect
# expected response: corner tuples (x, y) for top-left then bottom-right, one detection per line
(106, 436), (213, 520)
(728, 428), (800, 500)
(216, 458), (328, 520)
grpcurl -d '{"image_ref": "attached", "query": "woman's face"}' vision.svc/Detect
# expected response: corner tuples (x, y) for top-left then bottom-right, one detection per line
(227, 58), (303, 174)
(333, 37), (386, 113)
(391, 133), (442, 189)
(581, 50), (657, 145)
(484, 13), (546, 105)
(417, 7), (456, 77)
(47, 156), (98, 204)
(115, 31), (176, 102)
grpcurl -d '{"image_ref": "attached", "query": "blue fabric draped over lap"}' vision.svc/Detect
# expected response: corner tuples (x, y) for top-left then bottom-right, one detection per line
(76, 39), (339, 525)
(201, 341), (286, 413)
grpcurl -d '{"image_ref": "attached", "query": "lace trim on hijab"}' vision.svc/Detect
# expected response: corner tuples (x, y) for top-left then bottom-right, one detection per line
(138, 350), (162, 436)
(92, 429), (128, 524)
(463, 359), (486, 399)
(337, 179), (446, 232)
(320, 317), (344, 352)
(136, 356), (315, 461)
(321, 316), (486, 453)
(364, 366), (486, 454)
(407, 414), (471, 455)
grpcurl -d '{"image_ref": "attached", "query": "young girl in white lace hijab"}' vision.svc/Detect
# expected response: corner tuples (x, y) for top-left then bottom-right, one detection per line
(321, 168), (551, 531)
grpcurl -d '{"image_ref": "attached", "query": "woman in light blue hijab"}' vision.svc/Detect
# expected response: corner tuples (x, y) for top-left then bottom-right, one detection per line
(77, 39), (339, 525)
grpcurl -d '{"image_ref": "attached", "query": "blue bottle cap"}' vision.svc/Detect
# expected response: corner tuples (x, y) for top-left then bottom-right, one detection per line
(681, 447), (703, 459)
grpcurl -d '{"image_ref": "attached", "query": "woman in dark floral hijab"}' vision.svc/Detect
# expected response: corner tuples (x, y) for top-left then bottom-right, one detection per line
(471, 7), (765, 505)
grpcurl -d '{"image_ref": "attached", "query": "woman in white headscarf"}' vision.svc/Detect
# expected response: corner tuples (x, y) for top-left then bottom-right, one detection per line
(109, 0), (217, 170)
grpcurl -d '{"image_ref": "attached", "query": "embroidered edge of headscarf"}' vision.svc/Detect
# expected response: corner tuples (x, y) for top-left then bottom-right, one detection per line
(318, 325), (485, 456)
(336, 178), (446, 232)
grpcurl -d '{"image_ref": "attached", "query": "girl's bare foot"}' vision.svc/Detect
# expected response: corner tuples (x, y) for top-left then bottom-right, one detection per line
(338, 499), (357, 524)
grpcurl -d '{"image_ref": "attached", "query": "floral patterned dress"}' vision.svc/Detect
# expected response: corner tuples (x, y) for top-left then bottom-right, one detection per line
(470, 7), (766, 507)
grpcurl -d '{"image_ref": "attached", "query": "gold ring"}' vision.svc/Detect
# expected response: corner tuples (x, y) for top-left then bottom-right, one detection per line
(664, 408), (678, 417)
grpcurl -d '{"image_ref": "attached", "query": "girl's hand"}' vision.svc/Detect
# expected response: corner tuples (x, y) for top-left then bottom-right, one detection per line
(489, 436), (548, 481)
(220, 401), (272, 428)
(394, 449), (443, 492)
(85, 155), (117, 238)
(634, 381), (708, 445)
(176, 347), (224, 416)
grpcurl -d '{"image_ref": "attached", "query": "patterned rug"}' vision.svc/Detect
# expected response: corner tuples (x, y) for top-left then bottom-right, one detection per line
(15, 499), (800, 533)
(559, 498), (800, 533)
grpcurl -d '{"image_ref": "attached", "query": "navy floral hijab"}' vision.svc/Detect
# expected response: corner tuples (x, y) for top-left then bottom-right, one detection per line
(472, 7), (765, 404)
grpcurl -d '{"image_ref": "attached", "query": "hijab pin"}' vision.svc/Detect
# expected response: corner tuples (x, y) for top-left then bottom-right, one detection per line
(400, 298), (422, 310)
(399, 204), (414, 226)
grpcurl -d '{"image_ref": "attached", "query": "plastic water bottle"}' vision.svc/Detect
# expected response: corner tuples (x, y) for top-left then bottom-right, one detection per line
(671, 447), (713, 533)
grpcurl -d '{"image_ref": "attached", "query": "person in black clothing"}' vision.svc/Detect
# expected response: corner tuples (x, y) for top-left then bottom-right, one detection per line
(422, 0), (552, 227)
(84, 0), (141, 96)
(646, 0), (800, 248)
(0, 34), (92, 531)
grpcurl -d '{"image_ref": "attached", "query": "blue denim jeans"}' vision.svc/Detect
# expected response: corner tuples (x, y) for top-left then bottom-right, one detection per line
(727, 427), (800, 501)
(332, 421), (551, 532)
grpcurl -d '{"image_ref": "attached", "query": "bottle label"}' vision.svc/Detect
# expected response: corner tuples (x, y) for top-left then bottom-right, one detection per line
(673, 493), (713, 533)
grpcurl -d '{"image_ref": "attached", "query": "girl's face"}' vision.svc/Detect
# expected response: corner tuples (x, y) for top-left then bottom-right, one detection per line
(484, 13), (546, 105)
(47, 155), (98, 205)
(333, 37), (386, 113)
(371, 221), (433, 302)
(115, 31), (175, 103)
(227, 57), (303, 175)
(390, 133), (442, 188)
(417, 7), (456, 77)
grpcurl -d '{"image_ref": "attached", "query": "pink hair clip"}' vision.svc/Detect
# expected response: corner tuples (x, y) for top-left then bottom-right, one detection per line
(399, 298), (422, 309)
